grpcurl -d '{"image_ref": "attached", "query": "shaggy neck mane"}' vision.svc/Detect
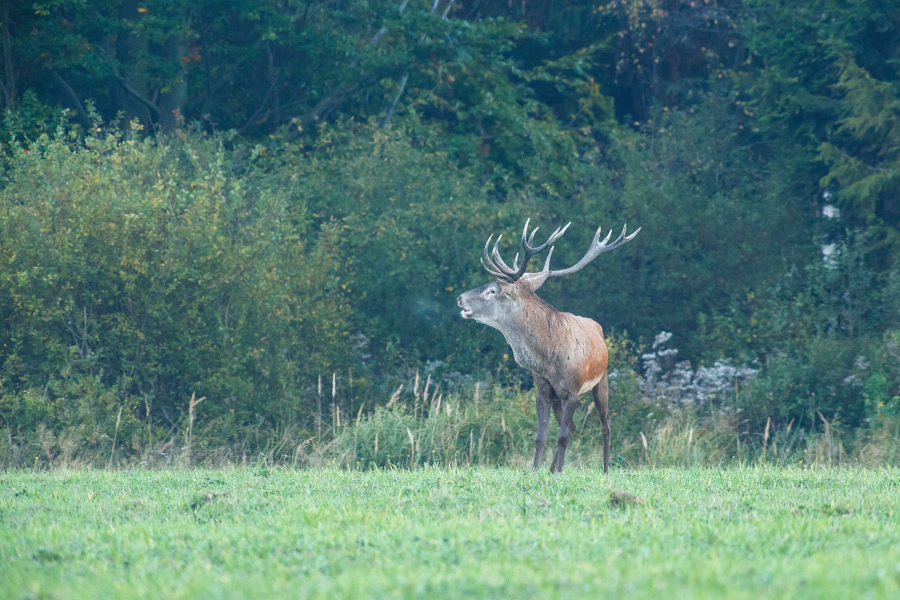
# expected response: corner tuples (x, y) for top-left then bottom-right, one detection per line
(496, 284), (564, 371)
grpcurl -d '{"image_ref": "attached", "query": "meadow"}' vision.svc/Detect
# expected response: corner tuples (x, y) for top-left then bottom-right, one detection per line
(2, 466), (899, 599)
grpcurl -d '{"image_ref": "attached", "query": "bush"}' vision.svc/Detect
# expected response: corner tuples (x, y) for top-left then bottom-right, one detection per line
(0, 121), (354, 448)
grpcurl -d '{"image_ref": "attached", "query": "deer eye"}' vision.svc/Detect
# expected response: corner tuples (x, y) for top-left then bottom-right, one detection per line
(488, 288), (496, 295)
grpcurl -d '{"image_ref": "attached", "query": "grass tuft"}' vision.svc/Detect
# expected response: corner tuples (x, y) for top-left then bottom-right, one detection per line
(609, 489), (645, 508)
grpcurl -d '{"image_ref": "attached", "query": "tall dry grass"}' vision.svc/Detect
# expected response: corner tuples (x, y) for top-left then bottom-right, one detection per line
(4, 368), (899, 470)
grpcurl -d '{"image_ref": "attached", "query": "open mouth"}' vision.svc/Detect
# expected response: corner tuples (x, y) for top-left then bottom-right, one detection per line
(460, 309), (473, 319)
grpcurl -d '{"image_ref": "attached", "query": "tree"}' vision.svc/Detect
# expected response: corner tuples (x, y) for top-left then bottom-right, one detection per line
(740, 0), (900, 267)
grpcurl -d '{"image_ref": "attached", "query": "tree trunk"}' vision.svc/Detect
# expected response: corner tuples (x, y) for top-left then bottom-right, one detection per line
(116, 0), (153, 130)
(158, 32), (188, 133)
(0, 4), (15, 111)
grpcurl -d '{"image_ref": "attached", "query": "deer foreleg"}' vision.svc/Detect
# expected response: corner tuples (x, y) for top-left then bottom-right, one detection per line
(533, 386), (551, 469)
(550, 396), (578, 473)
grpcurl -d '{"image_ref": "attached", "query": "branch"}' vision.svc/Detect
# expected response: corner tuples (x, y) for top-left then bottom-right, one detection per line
(378, 72), (408, 128)
(288, 0), (441, 136)
(442, 0), (456, 19)
(49, 70), (91, 128)
(184, 65), (244, 115)
(98, 46), (161, 117)
(237, 76), (280, 134)
(113, 70), (162, 116)
(376, 0), (446, 128)
(286, 80), (361, 139)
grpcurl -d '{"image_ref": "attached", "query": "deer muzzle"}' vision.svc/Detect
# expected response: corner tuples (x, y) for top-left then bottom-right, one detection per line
(457, 294), (474, 319)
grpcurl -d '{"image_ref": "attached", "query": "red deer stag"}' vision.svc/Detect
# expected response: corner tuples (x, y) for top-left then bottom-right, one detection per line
(457, 219), (639, 473)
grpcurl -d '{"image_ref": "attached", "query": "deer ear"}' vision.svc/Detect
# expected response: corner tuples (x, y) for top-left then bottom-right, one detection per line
(498, 281), (518, 298)
(520, 271), (550, 292)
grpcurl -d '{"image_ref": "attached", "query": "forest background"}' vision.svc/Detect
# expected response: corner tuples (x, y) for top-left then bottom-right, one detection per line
(0, 0), (898, 468)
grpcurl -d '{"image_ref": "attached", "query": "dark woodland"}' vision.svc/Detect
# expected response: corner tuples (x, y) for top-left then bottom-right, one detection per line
(1, 0), (898, 466)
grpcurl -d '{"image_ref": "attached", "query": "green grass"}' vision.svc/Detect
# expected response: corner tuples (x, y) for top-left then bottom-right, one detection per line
(2, 467), (900, 599)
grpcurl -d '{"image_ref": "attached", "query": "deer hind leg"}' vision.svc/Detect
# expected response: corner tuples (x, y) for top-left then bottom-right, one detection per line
(533, 375), (554, 469)
(591, 374), (611, 474)
(550, 395), (578, 474)
(551, 399), (563, 426)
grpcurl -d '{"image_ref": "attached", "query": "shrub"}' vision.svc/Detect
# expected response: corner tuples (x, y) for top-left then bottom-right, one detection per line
(0, 122), (354, 447)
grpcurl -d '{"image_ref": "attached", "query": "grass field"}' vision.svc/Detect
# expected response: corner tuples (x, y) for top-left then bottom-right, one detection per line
(2, 466), (899, 599)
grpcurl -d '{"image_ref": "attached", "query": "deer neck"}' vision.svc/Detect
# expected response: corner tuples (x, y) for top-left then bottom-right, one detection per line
(495, 293), (559, 373)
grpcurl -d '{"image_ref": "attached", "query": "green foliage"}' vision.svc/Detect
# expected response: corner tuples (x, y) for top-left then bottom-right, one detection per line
(818, 47), (900, 265)
(0, 122), (354, 443)
(735, 236), (900, 431)
(546, 100), (810, 362)
(740, 0), (900, 267)
(279, 122), (501, 374)
(3, 0), (615, 166)
(863, 331), (900, 425)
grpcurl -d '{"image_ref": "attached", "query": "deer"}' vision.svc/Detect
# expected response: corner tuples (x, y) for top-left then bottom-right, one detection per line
(457, 219), (639, 473)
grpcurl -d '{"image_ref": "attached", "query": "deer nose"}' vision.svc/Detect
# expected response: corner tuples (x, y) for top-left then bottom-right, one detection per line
(457, 295), (462, 306)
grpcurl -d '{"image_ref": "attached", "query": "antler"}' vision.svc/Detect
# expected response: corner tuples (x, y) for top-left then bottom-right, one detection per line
(481, 218), (571, 282)
(480, 219), (640, 284)
(543, 223), (641, 278)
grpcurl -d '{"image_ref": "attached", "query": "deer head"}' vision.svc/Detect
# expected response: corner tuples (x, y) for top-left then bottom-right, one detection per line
(457, 218), (640, 326)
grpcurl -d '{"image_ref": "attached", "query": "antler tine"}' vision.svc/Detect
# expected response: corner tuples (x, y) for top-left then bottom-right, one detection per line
(491, 235), (520, 276)
(597, 223), (642, 252)
(481, 257), (508, 279)
(548, 222), (571, 245)
(595, 226), (613, 247)
(482, 234), (495, 268)
(482, 234), (513, 280)
(540, 245), (555, 273)
(528, 224), (569, 277)
(522, 222), (570, 254)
